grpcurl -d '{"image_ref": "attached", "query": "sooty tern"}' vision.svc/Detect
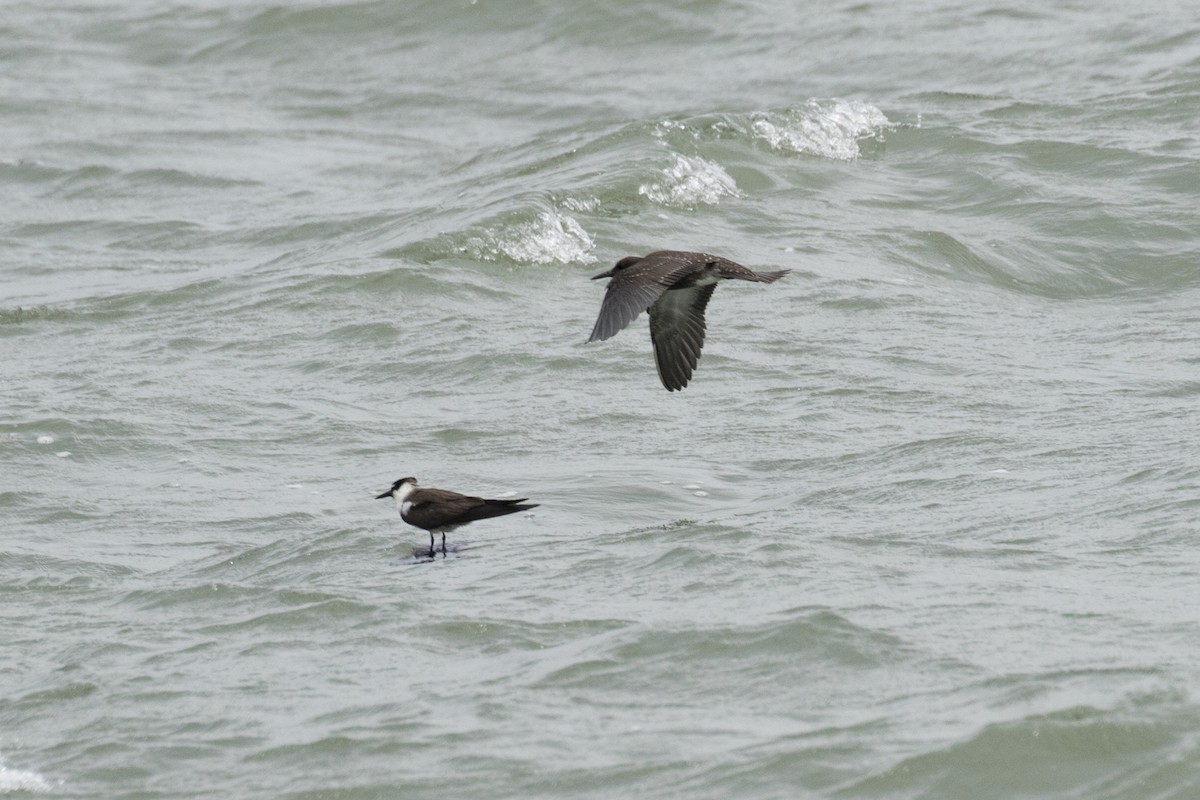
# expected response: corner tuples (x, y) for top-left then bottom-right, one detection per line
(375, 477), (538, 556)
(588, 250), (789, 391)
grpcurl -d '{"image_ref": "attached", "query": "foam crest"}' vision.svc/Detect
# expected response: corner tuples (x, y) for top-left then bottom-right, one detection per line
(462, 210), (595, 264)
(638, 154), (740, 207)
(751, 99), (890, 160)
(0, 761), (51, 793)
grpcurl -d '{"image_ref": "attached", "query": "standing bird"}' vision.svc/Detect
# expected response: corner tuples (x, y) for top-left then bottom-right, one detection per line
(588, 250), (789, 391)
(375, 477), (538, 556)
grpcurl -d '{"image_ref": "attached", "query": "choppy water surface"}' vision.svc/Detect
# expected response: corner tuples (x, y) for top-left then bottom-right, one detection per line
(3, 2), (1200, 798)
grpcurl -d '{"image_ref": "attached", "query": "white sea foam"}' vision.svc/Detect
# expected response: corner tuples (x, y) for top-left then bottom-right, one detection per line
(751, 99), (889, 160)
(462, 210), (595, 264)
(55, 451), (71, 458)
(561, 196), (599, 213)
(0, 761), (51, 793)
(36, 435), (54, 444)
(639, 154), (740, 207)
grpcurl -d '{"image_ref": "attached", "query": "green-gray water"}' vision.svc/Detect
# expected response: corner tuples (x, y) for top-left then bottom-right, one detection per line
(4, 2), (1199, 798)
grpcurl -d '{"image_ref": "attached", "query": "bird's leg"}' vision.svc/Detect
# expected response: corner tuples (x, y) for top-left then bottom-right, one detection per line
(441, 532), (447, 555)
(428, 531), (436, 558)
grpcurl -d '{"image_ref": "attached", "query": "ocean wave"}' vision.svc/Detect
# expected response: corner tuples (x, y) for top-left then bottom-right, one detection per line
(0, 759), (51, 793)
(638, 153), (740, 207)
(459, 209), (596, 265)
(840, 687), (1200, 798)
(646, 100), (889, 162)
(750, 99), (890, 160)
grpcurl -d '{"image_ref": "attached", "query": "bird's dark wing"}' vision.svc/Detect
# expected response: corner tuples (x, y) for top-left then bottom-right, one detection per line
(589, 250), (786, 344)
(402, 488), (481, 530)
(705, 255), (791, 283)
(588, 253), (708, 342)
(589, 273), (671, 342)
(648, 283), (716, 391)
(404, 488), (537, 530)
(463, 499), (538, 522)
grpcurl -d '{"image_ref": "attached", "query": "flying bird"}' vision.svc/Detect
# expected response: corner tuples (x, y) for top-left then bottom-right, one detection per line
(588, 250), (789, 391)
(375, 477), (538, 556)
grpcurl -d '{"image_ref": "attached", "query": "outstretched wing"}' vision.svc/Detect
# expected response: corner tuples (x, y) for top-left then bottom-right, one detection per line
(588, 253), (711, 342)
(705, 255), (790, 283)
(648, 283), (716, 392)
(589, 250), (786, 345)
(588, 273), (672, 342)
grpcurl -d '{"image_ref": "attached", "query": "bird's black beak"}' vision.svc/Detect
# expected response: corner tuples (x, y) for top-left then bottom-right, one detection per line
(375, 490), (392, 500)
(591, 269), (613, 280)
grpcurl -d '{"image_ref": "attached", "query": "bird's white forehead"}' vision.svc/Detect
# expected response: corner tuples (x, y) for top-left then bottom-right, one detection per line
(394, 482), (417, 502)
